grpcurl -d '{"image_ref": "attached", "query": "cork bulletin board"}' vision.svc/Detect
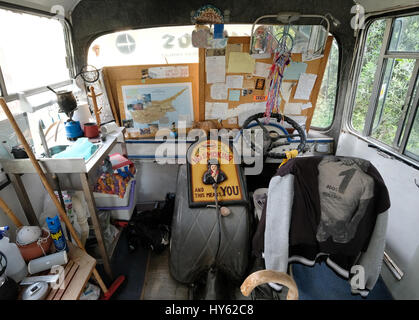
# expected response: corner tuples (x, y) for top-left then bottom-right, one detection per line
(103, 63), (200, 126)
(199, 36), (334, 131)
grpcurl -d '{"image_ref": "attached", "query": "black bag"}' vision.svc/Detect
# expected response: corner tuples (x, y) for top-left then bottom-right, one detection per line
(127, 193), (175, 253)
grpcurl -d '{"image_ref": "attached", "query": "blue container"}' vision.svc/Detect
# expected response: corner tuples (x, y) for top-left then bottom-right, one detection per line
(64, 120), (83, 140)
(46, 215), (68, 252)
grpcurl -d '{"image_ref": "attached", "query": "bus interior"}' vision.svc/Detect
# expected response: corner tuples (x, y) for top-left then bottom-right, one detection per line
(0, 0), (418, 302)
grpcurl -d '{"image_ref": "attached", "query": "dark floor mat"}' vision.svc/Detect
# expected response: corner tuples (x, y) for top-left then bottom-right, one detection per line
(107, 229), (149, 300)
(292, 262), (393, 300)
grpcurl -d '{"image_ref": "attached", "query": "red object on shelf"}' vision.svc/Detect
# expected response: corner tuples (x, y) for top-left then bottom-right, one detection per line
(83, 122), (99, 138)
(109, 153), (133, 169)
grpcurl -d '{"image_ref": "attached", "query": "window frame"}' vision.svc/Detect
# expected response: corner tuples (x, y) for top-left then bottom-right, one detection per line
(347, 11), (419, 167)
(0, 4), (74, 108)
(310, 35), (341, 131)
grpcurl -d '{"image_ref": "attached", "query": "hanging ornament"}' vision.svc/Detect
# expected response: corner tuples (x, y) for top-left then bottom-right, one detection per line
(264, 31), (294, 123)
(191, 5), (224, 25)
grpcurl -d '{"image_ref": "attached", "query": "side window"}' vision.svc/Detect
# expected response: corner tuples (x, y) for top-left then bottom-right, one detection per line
(350, 14), (419, 162)
(311, 38), (339, 128)
(0, 8), (73, 155)
(0, 8), (71, 98)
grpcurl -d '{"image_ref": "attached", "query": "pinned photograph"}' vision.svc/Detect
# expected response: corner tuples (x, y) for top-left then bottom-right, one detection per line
(242, 89), (253, 96)
(127, 93), (152, 111)
(122, 119), (134, 128)
(255, 78), (265, 90)
(141, 69), (149, 80)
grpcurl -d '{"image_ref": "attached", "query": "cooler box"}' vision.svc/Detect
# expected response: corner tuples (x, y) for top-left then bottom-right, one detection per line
(93, 179), (134, 208)
(96, 180), (137, 221)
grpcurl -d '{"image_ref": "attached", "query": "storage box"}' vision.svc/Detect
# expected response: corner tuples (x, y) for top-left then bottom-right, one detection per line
(96, 180), (137, 221)
(93, 179), (134, 207)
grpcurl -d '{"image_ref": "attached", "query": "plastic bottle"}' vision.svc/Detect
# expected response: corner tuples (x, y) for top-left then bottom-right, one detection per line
(0, 226), (28, 283)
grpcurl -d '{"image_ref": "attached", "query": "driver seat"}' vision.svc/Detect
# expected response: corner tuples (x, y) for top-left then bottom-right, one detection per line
(169, 164), (251, 299)
(242, 155), (391, 300)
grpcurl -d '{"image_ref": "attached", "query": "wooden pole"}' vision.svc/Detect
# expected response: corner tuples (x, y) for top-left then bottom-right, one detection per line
(0, 196), (23, 228)
(0, 97), (109, 294)
(88, 86), (102, 126)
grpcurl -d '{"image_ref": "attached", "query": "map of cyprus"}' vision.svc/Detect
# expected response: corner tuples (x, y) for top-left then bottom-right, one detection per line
(130, 88), (187, 123)
(122, 83), (193, 128)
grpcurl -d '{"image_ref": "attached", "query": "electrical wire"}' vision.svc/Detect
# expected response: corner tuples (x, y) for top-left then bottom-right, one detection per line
(211, 183), (222, 268)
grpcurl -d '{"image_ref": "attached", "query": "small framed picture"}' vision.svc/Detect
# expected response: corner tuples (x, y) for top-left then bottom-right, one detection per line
(255, 78), (265, 90)
(122, 119), (134, 128)
(141, 69), (149, 80)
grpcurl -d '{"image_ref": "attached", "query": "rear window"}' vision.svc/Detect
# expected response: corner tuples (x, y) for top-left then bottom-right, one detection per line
(88, 25), (252, 67)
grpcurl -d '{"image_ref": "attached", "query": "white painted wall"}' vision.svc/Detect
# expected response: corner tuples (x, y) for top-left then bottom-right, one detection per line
(0, 174), (45, 242)
(134, 162), (179, 202)
(336, 131), (419, 299)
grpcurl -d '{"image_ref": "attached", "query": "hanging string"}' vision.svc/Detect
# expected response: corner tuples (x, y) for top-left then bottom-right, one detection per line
(264, 29), (293, 124)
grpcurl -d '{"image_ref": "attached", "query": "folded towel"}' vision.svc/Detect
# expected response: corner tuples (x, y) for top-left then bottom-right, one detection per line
(53, 138), (99, 160)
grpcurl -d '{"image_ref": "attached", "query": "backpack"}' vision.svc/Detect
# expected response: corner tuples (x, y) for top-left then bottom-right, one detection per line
(127, 193), (175, 253)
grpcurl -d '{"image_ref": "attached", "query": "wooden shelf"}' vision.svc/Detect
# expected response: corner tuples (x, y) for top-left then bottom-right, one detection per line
(19, 243), (96, 300)
(46, 242), (96, 300)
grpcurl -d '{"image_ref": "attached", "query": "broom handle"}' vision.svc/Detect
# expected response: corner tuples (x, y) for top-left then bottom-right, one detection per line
(0, 98), (108, 294)
(0, 196), (24, 228)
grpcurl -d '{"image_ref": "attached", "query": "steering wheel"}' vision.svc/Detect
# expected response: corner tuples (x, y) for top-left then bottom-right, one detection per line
(241, 112), (307, 159)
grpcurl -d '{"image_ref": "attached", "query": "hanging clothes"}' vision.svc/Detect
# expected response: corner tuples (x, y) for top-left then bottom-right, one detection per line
(252, 156), (390, 296)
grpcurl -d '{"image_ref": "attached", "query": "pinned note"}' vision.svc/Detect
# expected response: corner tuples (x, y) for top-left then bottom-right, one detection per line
(294, 73), (317, 100)
(226, 75), (244, 89)
(253, 95), (267, 102)
(225, 43), (242, 66)
(205, 56), (226, 84)
(253, 62), (271, 78)
(283, 62), (307, 80)
(243, 79), (254, 88)
(205, 102), (229, 120)
(148, 66), (189, 79)
(301, 102), (312, 110)
(210, 83), (228, 100)
(284, 103), (302, 115)
(280, 82), (294, 102)
(227, 117), (238, 125)
(227, 52), (255, 73)
(229, 89), (241, 101)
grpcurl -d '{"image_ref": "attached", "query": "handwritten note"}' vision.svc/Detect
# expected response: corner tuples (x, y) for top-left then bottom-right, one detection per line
(226, 75), (244, 89)
(206, 56), (226, 84)
(149, 66), (189, 79)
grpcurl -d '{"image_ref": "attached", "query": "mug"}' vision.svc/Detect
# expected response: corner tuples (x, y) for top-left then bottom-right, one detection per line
(83, 122), (99, 138)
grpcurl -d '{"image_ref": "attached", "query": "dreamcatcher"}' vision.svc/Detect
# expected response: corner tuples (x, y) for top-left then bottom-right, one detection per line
(264, 28), (293, 123)
(75, 64), (100, 83)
